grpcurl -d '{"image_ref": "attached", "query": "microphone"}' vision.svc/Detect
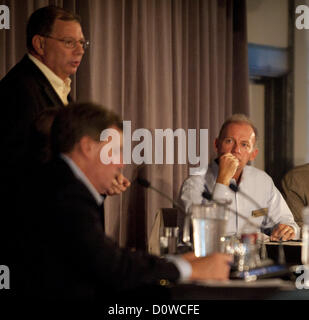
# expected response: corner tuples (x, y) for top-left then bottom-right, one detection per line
(137, 177), (186, 215)
(137, 177), (192, 245)
(202, 186), (260, 230)
(228, 183), (277, 233)
(137, 176), (261, 244)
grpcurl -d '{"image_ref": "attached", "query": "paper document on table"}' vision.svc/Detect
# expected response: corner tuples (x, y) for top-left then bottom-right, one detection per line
(182, 279), (295, 289)
(265, 240), (302, 246)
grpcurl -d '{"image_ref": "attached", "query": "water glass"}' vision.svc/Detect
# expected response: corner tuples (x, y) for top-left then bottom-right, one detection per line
(191, 203), (228, 257)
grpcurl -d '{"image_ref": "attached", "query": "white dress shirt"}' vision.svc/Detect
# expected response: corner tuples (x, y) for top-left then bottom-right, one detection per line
(179, 160), (300, 238)
(28, 54), (71, 105)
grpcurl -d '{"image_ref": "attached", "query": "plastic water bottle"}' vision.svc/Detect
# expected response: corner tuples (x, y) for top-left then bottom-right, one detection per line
(302, 207), (309, 265)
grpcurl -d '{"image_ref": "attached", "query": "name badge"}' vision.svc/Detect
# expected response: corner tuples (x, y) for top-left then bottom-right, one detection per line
(252, 208), (268, 218)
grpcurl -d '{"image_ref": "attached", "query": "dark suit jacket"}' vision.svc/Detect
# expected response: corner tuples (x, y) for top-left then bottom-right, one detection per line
(22, 158), (179, 299)
(0, 54), (69, 171)
(0, 55), (70, 293)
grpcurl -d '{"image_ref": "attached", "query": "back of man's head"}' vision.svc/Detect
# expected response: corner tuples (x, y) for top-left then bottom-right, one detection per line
(50, 102), (122, 157)
(218, 113), (258, 145)
(26, 5), (81, 53)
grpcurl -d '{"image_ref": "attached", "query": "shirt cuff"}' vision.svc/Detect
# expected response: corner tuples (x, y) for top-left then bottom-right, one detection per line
(165, 255), (192, 281)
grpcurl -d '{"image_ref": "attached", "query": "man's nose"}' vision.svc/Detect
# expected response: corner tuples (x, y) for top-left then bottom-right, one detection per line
(74, 42), (85, 55)
(232, 142), (241, 153)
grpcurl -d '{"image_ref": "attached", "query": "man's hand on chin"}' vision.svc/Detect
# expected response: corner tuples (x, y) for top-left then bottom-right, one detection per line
(216, 153), (239, 186)
(106, 173), (131, 196)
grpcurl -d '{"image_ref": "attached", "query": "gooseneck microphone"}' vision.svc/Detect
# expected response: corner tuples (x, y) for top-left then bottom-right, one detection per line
(137, 177), (265, 245)
(229, 184), (268, 216)
(137, 177), (192, 245)
(137, 177), (261, 244)
(137, 177), (186, 215)
(227, 183), (278, 232)
(202, 186), (260, 230)
(137, 177), (259, 228)
(138, 176), (285, 265)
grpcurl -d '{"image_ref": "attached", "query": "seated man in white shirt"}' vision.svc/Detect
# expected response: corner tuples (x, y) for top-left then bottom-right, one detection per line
(179, 114), (299, 241)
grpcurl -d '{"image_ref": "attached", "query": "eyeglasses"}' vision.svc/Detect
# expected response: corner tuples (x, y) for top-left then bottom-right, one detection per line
(43, 36), (90, 50)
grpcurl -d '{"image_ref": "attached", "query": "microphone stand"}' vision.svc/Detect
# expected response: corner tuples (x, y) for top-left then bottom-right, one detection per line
(138, 176), (262, 247)
(138, 176), (286, 266)
(137, 177), (192, 247)
(201, 189), (261, 231)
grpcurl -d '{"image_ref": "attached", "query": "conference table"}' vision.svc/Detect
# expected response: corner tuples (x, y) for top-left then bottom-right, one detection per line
(167, 240), (308, 300)
(169, 278), (297, 300)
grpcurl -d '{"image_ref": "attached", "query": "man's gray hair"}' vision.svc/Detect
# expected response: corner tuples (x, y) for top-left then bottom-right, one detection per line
(218, 113), (258, 145)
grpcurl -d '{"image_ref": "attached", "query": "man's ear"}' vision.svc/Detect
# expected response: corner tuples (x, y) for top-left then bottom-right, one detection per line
(32, 35), (45, 56)
(249, 147), (259, 161)
(79, 136), (95, 159)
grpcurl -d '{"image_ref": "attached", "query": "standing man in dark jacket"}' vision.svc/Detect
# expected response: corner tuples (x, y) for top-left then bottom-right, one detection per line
(0, 6), (86, 171)
(0, 7), (129, 295)
(0, 6), (87, 295)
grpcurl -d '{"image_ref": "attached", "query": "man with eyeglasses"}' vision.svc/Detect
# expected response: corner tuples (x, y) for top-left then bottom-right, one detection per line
(0, 6), (86, 160)
(0, 5), (129, 189)
(0, 5), (88, 294)
(0, 6), (127, 295)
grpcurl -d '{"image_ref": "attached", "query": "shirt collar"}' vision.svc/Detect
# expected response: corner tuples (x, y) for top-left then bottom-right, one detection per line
(28, 53), (71, 105)
(60, 154), (104, 206)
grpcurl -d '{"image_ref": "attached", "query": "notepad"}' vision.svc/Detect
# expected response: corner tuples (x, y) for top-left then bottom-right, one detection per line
(265, 240), (302, 246)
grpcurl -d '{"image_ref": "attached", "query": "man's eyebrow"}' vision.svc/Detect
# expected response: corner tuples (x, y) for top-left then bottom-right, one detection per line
(223, 137), (252, 144)
(62, 36), (85, 40)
